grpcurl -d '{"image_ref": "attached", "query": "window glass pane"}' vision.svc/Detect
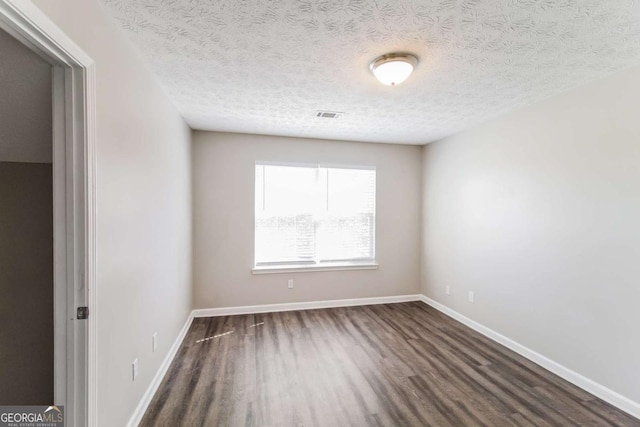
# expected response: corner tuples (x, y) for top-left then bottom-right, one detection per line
(255, 164), (317, 263)
(255, 163), (375, 265)
(326, 168), (375, 214)
(262, 165), (317, 214)
(318, 168), (376, 261)
(255, 214), (315, 263)
(316, 213), (375, 261)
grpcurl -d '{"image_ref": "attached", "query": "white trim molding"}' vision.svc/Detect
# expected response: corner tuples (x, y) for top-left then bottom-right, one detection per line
(0, 1), (93, 65)
(420, 296), (640, 420)
(193, 294), (422, 318)
(127, 313), (195, 427)
(252, 262), (378, 275)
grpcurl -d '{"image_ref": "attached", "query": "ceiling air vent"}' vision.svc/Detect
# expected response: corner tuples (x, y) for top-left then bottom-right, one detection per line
(316, 111), (343, 119)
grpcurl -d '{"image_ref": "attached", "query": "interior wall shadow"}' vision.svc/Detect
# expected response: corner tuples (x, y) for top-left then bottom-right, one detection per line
(0, 162), (53, 404)
(0, 26), (53, 405)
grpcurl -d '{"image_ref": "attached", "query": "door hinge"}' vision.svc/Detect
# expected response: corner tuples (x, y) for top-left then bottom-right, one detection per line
(77, 306), (89, 320)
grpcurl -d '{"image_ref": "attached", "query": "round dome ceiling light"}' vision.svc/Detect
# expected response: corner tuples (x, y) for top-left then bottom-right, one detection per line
(369, 53), (419, 86)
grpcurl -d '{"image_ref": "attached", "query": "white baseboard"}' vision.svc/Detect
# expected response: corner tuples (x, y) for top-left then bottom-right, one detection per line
(127, 312), (195, 427)
(419, 295), (640, 420)
(192, 294), (422, 317)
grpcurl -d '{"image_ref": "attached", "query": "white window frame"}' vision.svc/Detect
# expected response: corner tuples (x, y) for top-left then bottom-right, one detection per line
(252, 161), (378, 274)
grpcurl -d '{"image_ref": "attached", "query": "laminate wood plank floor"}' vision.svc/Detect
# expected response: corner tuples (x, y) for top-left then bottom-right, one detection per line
(140, 302), (640, 426)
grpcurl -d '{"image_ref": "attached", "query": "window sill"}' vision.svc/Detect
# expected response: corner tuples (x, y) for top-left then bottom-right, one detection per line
(252, 262), (378, 275)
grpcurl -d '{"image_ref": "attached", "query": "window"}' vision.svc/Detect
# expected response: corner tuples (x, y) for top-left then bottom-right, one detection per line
(254, 162), (376, 272)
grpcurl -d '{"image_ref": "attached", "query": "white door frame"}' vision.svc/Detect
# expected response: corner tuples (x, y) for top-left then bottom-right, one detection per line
(0, 1), (97, 426)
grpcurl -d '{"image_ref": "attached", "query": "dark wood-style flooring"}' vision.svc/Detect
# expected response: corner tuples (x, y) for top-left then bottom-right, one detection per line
(141, 302), (640, 426)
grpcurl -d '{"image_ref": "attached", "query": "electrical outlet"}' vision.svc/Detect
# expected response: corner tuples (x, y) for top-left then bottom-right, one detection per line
(152, 332), (158, 352)
(445, 286), (451, 295)
(132, 358), (139, 381)
(287, 279), (294, 289)
(468, 291), (475, 303)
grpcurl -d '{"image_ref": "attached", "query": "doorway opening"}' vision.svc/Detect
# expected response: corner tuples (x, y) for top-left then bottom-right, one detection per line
(0, 2), (97, 425)
(0, 25), (54, 405)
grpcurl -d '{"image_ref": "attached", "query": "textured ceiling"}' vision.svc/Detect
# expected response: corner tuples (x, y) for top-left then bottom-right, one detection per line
(101, 0), (640, 144)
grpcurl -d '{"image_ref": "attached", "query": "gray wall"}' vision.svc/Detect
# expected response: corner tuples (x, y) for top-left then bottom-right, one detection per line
(0, 163), (53, 404)
(0, 28), (52, 163)
(30, 1), (193, 425)
(421, 66), (640, 405)
(192, 132), (422, 309)
(0, 27), (53, 405)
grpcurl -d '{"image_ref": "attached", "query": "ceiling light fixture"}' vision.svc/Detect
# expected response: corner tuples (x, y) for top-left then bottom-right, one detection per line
(369, 53), (419, 86)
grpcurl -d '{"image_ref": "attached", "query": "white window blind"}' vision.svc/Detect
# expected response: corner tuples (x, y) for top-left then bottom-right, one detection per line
(255, 163), (376, 267)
